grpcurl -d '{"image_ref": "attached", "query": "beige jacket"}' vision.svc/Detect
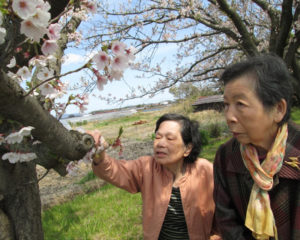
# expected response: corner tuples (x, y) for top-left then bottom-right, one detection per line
(92, 154), (217, 240)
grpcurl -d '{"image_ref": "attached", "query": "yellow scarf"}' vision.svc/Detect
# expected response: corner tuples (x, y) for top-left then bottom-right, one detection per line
(240, 123), (288, 240)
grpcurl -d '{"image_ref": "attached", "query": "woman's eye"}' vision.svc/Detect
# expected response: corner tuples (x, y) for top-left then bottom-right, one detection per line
(236, 101), (245, 107)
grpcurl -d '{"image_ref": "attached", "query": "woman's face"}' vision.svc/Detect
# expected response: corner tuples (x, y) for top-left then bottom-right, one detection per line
(224, 75), (280, 151)
(153, 120), (190, 168)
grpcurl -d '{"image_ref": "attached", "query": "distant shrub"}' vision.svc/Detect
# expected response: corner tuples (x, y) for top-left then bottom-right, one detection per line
(75, 120), (88, 126)
(199, 129), (209, 146)
(208, 123), (222, 138)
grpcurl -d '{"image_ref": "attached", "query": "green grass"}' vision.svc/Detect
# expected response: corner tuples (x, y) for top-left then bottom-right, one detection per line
(43, 184), (143, 240)
(291, 107), (300, 125)
(201, 136), (231, 162)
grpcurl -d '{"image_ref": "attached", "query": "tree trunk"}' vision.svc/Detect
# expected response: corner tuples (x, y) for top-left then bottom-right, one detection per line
(0, 160), (43, 240)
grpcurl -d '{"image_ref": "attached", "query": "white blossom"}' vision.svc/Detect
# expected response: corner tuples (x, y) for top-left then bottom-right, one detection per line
(19, 126), (34, 137)
(12, 0), (38, 19)
(39, 82), (56, 96)
(28, 8), (50, 28)
(7, 57), (16, 68)
(20, 19), (47, 42)
(2, 152), (37, 164)
(16, 66), (31, 80)
(5, 132), (23, 144)
(37, 67), (54, 81)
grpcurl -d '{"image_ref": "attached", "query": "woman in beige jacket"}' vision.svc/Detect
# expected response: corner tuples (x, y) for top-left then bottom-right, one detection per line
(91, 113), (219, 240)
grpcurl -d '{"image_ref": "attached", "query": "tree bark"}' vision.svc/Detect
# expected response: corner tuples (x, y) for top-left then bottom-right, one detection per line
(0, 161), (43, 240)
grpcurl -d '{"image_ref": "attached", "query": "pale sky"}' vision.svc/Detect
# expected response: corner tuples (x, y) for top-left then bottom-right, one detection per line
(61, 44), (176, 114)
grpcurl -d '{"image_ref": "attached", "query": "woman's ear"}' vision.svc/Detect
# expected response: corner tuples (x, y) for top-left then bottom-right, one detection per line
(274, 99), (287, 123)
(184, 144), (193, 157)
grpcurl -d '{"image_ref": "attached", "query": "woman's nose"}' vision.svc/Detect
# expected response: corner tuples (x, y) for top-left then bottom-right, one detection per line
(225, 105), (237, 123)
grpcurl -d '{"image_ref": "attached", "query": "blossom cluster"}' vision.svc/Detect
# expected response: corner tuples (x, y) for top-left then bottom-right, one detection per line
(92, 41), (136, 91)
(1, 126), (37, 164)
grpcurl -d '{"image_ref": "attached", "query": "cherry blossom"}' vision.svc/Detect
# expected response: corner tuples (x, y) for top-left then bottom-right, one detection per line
(16, 66), (31, 80)
(28, 8), (50, 28)
(47, 23), (62, 40)
(125, 46), (137, 61)
(7, 57), (16, 68)
(4, 126), (34, 144)
(2, 152), (37, 164)
(20, 19), (48, 42)
(37, 67), (54, 81)
(19, 126), (35, 137)
(12, 0), (37, 20)
(111, 54), (129, 71)
(41, 39), (58, 56)
(93, 51), (110, 70)
(84, 1), (97, 14)
(111, 41), (127, 55)
(108, 69), (123, 81)
(96, 74), (108, 91)
(39, 82), (56, 97)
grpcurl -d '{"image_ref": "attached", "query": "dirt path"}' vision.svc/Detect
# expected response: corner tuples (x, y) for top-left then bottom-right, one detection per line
(38, 140), (153, 210)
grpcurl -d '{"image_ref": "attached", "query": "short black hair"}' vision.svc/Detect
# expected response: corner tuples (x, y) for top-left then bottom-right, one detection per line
(220, 53), (294, 125)
(155, 113), (201, 164)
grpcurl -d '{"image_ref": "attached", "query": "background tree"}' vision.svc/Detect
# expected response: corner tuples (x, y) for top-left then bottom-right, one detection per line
(87, 0), (300, 105)
(169, 82), (218, 100)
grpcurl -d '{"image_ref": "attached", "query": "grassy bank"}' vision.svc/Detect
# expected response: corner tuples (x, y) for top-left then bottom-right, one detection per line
(43, 104), (300, 240)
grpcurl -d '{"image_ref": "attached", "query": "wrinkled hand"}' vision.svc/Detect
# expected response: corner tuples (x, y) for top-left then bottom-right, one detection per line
(86, 130), (109, 152)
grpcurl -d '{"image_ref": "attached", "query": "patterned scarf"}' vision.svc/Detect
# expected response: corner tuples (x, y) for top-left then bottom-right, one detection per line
(240, 123), (288, 240)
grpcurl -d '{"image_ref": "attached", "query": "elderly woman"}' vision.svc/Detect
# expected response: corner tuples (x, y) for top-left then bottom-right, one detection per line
(213, 54), (300, 240)
(91, 113), (219, 240)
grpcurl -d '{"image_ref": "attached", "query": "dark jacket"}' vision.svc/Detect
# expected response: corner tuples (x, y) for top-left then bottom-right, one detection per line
(213, 122), (300, 240)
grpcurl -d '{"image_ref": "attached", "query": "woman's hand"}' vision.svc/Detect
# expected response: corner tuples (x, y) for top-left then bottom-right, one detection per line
(86, 130), (109, 165)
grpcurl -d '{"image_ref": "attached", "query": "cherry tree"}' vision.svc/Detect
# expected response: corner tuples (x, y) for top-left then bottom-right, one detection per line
(0, 0), (135, 239)
(87, 0), (300, 104)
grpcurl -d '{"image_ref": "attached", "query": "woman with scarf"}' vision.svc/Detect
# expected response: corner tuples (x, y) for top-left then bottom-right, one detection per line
(90, 113), (220, 240)
(213, 54), (300, 240)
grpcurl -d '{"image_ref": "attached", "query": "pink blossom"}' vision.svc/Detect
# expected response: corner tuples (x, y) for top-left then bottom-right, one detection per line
(41, 39), (58, 55)
(92, 51), (110, 70)
(111, 54), (129, 71)
(111, 41), (127, 55)
(20, 19), (47, 42)
(47, 23), (62, 40)
(84, 1), (97, 14)
(16, 66), (31, 80)
(125, 46), (137, 61)
(12, 0), (37, 19)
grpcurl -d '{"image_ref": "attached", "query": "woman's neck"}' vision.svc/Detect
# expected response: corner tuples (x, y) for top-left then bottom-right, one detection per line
(165, 160), (186, 187)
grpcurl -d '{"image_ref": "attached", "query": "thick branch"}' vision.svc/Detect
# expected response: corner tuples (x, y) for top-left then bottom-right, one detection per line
(0, 71), (94, 161)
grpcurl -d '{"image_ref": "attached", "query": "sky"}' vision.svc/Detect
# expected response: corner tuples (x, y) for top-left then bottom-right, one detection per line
(61, 43), (177, 114)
